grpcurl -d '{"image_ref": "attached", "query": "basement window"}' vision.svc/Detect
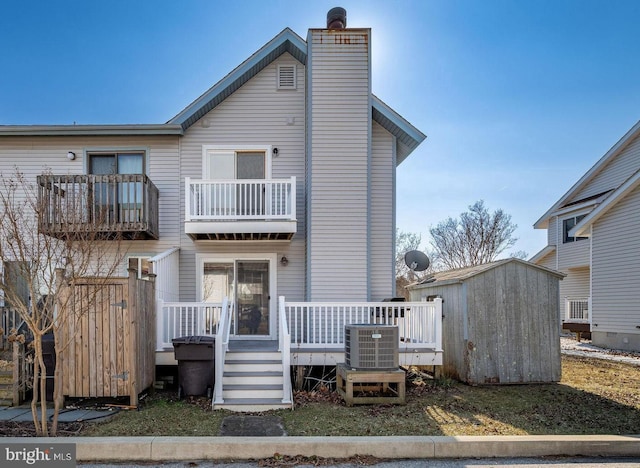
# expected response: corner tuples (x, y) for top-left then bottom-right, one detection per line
(277, 64), (296, 90)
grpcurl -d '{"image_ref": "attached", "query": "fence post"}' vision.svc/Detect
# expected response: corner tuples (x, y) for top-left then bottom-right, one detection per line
(434, 297), (443, 352)
(127, 269), (138, 407)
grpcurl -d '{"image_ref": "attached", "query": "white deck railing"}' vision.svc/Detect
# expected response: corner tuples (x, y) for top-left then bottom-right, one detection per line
(278, 296), (292, 404)
(157, 297), (443, 353)
(156, 301), (223, 350)
(213, 298), (232, 406)
(283, 298), (443, 350)
(565, 297), (590, 322)
(185, 177), (296, 221)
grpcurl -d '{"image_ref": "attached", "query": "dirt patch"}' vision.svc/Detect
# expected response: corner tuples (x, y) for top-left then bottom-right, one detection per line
(0, 421), (84, 437)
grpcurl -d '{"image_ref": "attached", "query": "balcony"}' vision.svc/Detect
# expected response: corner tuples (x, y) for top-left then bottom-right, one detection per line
(37, 174), (159, 240)
(185, 177), (296, 240)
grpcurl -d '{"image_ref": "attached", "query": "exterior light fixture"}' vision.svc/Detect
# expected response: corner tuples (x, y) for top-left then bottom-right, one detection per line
(67, 151), (76, 160)
(280, 256), (289, 266)
(273, 147), (279, 157)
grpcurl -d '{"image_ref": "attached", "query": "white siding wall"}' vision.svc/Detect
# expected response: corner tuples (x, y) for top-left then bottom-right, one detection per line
(559, 267), (590, 321)
(370, 122), (394, 300)
(536, 250), (556, 271)
(547, 217), (558, 247)
(571, 135), (640, 202)
(0, 135), (180, 276)
(557, 211), (590, 270)
(306, 28), (371, 301)
(591, 184), (640, 334)
(178, 53), (306, 301)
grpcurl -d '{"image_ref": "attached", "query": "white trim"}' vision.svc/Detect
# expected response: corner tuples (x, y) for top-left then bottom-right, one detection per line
(196, 253), (278, 340)
(201, 145), (273, 180)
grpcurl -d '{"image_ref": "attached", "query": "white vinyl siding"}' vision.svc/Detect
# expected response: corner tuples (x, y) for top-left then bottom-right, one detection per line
(178, 53), (306, 301)
(559, 267), (590, 322)
(557, 211), (590, 270)
(370, 122), (394, 300)
(536, 249), (556, 271)
(306, 28), (371, 301)
(570, 134), (640, 203)
(591, 184), (640, 334)
(547, 217), (558, 246)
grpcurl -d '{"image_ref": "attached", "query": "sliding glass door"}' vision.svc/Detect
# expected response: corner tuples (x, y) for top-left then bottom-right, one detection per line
(201, 256), (274, 338)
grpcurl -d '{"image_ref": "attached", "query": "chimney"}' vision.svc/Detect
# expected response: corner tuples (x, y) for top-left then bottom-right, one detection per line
(306, 9), (372, 301)
(326, 7), (347, 29)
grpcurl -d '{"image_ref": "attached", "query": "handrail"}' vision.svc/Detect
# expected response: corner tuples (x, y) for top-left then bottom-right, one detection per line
(213, 297), (233, 407)
(279, 296), (292, 404)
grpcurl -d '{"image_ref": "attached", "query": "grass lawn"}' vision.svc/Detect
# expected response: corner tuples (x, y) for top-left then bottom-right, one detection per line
(82, 355), (640, 437)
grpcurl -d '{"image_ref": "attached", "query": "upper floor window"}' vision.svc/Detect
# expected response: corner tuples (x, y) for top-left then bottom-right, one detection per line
(89, 151), (145, 175)
(563, 215), (588, 243)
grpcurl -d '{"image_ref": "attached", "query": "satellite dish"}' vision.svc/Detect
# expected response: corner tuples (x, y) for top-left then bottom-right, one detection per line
(404, 250), (430, 272)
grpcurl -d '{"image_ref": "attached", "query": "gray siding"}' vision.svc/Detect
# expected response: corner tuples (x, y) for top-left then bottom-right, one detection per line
(547, 216), (558, 247)
(0, 135), (180, 268)
(591, 184), (640, 334)
(178, 53), (306, 301)
(306, 28), (371, 301)
(370, 122), (394, 300)
(571, 134), (640, 202)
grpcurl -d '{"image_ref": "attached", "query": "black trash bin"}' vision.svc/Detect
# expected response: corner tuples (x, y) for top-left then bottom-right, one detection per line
(41, 334), (56, 402)
(172, 336), (215, 398)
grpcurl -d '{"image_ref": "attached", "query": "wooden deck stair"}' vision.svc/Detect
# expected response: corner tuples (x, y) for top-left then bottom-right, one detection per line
(213, 340), (292, 412)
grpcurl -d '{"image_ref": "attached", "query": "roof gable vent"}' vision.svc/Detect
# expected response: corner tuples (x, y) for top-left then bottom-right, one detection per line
(277, 64), (296, 90)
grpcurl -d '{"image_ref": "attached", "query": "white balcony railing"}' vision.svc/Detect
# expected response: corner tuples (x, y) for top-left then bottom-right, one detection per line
(565, 297), (590, 322)
(185, 177), (296, 222)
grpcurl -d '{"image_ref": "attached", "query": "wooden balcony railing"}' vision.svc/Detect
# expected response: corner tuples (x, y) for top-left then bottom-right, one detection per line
(37, 174), (159, 240)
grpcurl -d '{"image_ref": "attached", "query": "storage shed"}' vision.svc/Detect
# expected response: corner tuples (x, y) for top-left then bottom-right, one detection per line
(408, 258), (564, 385)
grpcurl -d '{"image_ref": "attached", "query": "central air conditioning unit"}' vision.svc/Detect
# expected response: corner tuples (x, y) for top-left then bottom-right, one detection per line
(344, 324), (399, 370)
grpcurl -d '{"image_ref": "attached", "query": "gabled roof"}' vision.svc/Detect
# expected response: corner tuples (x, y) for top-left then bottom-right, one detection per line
(570, 167), (640, 237)
(529, 245), (556, 264)
(409, 258), (564, 289)
(168, 28), (426, 164)
(534, 119), (640, 229)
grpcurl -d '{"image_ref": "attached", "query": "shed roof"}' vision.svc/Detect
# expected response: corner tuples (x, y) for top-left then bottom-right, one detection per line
(409, 258), (565, 289)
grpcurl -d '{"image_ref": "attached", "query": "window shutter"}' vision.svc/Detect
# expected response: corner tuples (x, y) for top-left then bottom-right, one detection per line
(277, 65), (296, 89)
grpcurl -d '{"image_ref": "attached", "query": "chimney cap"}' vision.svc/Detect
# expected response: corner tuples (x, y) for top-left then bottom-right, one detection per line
(327, 7), (347, 29)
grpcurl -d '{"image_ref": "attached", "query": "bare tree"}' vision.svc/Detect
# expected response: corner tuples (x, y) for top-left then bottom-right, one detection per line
(0, 169), (124, 436)
(429, 200), (518, 270)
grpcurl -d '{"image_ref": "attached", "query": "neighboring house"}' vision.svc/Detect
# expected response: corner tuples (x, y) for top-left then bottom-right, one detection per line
(532, 120), (640, 352)
(0, 9), (442, 410)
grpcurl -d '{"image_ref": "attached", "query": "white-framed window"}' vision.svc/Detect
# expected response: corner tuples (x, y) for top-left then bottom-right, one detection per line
(277, 64), (296, 90)
(562, 215), (588, 243)
(128, 256), (152, 280)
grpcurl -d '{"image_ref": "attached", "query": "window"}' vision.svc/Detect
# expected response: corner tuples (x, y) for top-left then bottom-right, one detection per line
(563, 215), (588, 243)
(88, 151), (144, 175)
(128, 256), (151, 280)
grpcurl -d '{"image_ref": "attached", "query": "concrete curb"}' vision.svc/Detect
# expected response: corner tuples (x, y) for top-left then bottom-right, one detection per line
(2, 435), (640, 462)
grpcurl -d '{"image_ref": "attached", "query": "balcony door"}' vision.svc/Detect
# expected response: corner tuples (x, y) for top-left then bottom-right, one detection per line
(199, 254), (276, 339)
(204, 149), (266, 217)
(89, 152), (144, 224)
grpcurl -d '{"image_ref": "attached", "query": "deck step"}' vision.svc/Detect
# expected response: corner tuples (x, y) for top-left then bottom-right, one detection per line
(215, 398), (292, 412)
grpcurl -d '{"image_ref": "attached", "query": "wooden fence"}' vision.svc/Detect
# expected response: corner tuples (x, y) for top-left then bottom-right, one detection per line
(58, 270), (155, 406)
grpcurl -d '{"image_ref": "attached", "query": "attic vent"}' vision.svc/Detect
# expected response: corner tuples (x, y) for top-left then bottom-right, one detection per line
(277, 64), (296, 90)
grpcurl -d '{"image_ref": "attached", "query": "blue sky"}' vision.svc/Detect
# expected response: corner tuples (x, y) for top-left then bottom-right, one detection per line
(1, 0), (640, 258)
